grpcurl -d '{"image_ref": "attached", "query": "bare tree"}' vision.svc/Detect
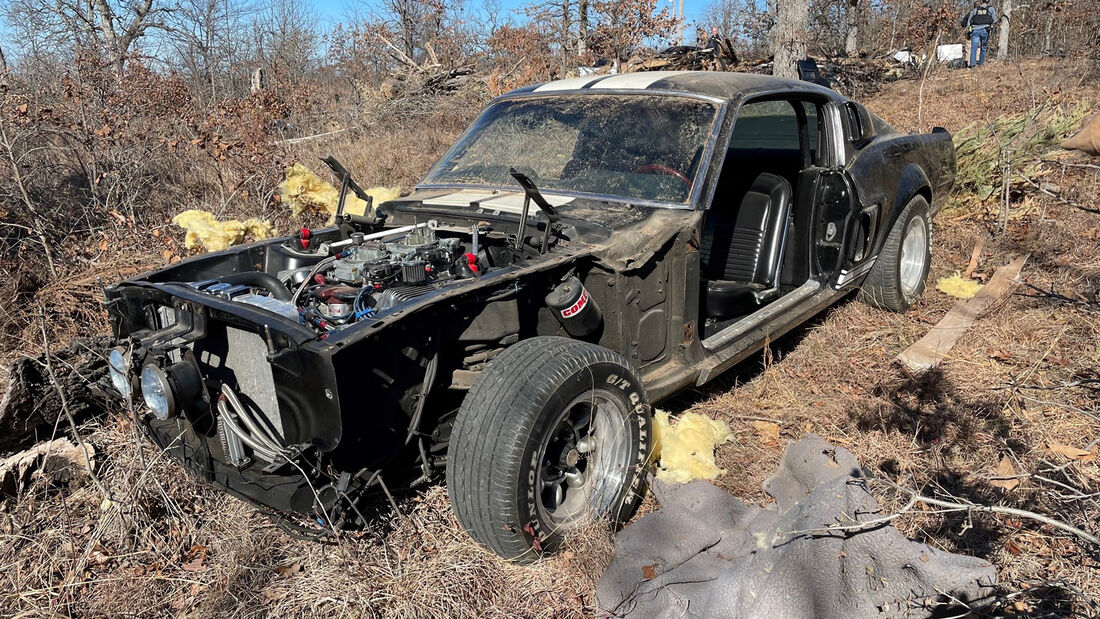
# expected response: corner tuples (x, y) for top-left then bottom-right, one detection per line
(93, 0), (159, 71)
(524, 0), (576, 63)
(767, 0), (778, 54)
(997, 0), (1011, 59)
(700, 0), (769, 53)
(578, 0), (589, 55)
(773, 0), (808, 78)
(562, 0), (572, 57)
(164, 0), (258, 99)
(701, 0), (739, 40)
(845, 0), (859, 54)
(1, 0), (167, 73)
(588, 0), (678, 70)
(377, 0), (472, 67)
(254, 0), (320, 78)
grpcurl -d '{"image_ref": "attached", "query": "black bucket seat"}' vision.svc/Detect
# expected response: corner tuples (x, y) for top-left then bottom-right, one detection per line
(699, 172), (793, 319)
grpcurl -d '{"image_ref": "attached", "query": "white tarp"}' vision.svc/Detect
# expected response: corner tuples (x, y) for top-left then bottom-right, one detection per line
(936, 44), (965, 63)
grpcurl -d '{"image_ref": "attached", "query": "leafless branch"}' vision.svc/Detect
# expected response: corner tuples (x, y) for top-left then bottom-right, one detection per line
(1015, 172), (1100, 214)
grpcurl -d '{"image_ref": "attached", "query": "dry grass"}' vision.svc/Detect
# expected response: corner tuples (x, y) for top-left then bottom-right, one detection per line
(3, 60), (1100, 616)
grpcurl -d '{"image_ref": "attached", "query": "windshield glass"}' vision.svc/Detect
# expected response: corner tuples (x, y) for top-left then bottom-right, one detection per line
(422, 94), (720, 205)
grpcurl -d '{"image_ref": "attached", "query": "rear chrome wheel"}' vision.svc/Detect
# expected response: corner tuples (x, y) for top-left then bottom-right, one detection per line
(899, 214), (929, 297)
(859, 194), (932, 313)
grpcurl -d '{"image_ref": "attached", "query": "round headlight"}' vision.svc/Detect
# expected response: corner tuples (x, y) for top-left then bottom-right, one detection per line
(107, 348), (132, 398)
(140, 365), (176, 420)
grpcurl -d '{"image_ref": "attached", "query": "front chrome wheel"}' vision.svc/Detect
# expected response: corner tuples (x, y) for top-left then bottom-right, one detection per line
(535, 389), (634, 528)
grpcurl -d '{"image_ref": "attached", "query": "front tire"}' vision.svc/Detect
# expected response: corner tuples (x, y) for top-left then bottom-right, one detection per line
(859, 194), (932, 312)
(446, 337), (651, 562)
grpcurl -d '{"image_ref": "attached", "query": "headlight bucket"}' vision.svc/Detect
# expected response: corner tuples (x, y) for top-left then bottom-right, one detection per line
(141, 365), (175, 420)
(107, 347), (132, 398)
(140, 360), (202, 421)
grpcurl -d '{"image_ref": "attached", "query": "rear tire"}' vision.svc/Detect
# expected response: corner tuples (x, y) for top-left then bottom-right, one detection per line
(446, 337), (651, 562)
(859, 195), (931, 313)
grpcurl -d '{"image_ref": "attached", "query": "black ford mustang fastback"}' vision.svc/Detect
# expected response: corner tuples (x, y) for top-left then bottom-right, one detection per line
(103, 71), (955, 561)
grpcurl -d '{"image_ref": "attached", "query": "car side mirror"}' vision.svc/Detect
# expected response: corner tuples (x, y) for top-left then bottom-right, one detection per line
(844, 102), (876, 144)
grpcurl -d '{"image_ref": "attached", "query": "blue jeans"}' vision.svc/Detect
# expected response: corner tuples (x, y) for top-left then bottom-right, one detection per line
(970, 28), (990, 66)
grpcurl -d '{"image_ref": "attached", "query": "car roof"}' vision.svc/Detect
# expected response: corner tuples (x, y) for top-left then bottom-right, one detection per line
(504, 70), (841, 103)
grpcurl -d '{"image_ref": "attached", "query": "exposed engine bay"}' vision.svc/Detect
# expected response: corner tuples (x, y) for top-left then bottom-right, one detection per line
(177, 164), (572, 335)
(183, 219), (546, 334)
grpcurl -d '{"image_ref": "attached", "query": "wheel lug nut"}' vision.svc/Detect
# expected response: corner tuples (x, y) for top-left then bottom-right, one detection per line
(577, 437), (596, 453)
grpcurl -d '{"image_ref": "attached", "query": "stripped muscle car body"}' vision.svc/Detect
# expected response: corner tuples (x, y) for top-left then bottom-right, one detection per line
(103, 71), (955, 560)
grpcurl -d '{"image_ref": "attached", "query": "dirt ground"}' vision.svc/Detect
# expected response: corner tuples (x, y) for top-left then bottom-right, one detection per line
(2, 59), (1100, 617)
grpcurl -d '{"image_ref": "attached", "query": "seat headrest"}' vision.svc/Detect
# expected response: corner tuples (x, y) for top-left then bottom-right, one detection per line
(748, 172), (793, 202)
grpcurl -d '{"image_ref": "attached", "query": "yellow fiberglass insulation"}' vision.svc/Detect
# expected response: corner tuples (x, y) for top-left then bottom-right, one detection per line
(279, 163), (401, 219)
(172, 210), (275, 252)
(652, 410), (732, 483)
(935, 272), (984, 299)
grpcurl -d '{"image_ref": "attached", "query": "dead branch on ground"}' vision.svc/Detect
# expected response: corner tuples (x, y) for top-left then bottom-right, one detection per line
(786, 476), (1100, 547)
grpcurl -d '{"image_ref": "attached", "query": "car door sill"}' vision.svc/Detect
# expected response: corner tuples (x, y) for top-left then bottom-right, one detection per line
(701, 280), (822, 351)
(696, 279), (835, 383)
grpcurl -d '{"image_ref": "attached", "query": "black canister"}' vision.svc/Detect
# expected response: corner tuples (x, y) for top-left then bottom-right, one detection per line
(545, 275), (602, 337)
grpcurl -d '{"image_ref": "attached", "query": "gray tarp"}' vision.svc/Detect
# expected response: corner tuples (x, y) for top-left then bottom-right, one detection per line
(597, 435), (998, 618)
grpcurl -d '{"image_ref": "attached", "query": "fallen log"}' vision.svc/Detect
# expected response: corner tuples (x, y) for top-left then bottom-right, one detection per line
(0, 336), (111, 453)
(0, 437), (95, 498)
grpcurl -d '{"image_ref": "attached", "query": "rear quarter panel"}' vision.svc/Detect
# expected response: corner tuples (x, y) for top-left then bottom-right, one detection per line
(846, 128), (956, 254)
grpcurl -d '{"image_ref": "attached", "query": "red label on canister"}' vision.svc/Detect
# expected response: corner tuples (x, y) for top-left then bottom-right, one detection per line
(561, 289), (589, 318)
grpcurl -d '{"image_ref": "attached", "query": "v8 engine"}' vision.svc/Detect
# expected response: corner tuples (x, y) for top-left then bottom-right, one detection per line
(184, 220), (496, 333)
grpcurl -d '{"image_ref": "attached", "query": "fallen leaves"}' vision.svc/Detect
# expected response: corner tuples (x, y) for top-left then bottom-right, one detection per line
(1047, 441), (1095, 462)
(276, 562), (302, 577)
(990, 456), (1020, 491)
(752, 420), (781, 447)
(180, 544), (208, 573)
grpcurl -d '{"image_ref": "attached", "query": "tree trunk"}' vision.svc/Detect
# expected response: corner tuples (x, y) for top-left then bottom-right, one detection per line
(1043, 11), (1053, 53)
(561, 0), (571, 70)
(767, 0), (779, 55)
(845, 0), (859, 55)
(997, 0), (1011, 59)
(773, 0), (809, 78)
(578, 0), (589, 56)
(0, 45), (6, 73)
(250, 66), (265, 93)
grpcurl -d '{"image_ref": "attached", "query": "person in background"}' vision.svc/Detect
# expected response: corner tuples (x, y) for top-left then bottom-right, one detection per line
(961, 0), (997, 67)
(706, 27), (728, 70)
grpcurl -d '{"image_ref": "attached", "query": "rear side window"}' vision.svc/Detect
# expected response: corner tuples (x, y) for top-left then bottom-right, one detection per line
(729, 100), (800, 150)
(800, 100), (827, 166)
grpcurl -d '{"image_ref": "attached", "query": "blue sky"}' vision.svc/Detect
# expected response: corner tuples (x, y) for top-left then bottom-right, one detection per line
(0, 0), (712, 62)
(308, 0), (710, 31)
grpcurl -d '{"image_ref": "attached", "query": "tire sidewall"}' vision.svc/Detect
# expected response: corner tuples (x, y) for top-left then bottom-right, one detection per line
(893, 198), (932, 306)
(517, 360), (651, 551)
